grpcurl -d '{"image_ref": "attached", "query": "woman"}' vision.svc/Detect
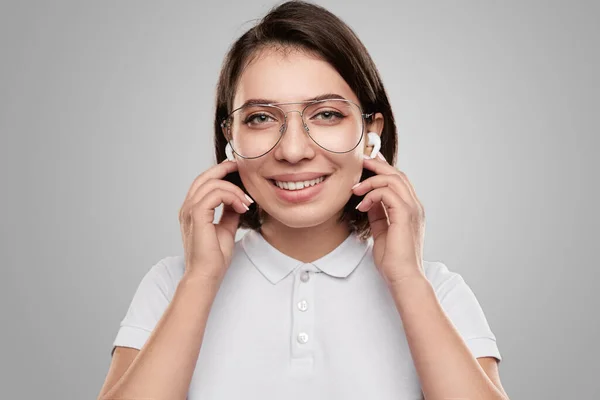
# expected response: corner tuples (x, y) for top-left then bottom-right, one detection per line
(98, 1), (509, 399)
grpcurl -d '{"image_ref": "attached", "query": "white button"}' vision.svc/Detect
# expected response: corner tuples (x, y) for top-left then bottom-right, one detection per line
(297, 332), (309, 344)
(297, 300), (308, 311)
(300, 271), (310, 282)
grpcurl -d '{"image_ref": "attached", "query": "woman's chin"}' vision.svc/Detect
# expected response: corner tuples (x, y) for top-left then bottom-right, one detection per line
(269, 216), (331, 229)
(263, 203), (346, 229)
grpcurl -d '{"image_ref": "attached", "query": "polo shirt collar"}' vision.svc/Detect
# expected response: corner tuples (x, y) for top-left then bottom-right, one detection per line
(241, 229), (371, 284)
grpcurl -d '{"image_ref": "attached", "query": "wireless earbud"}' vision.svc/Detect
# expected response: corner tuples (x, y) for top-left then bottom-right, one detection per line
(225, 143), (236, 162)
(365, 131), (381, 159)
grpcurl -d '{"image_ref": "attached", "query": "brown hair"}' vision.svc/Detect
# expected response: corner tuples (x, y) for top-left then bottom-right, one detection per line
(213, 0), (398, 240)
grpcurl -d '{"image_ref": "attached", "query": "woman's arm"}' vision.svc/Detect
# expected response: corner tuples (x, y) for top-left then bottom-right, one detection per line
(389, 274), (510, 400)
(100, 272), (220, 400)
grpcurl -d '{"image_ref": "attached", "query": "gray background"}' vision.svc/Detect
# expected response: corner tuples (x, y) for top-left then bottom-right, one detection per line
(1, 1), (597, 399)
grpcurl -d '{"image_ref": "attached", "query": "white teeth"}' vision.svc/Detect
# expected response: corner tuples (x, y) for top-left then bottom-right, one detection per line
(274, 176), (326, 190)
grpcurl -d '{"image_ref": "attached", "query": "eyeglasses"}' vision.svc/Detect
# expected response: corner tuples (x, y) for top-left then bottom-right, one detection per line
(220, 98), (373, 159)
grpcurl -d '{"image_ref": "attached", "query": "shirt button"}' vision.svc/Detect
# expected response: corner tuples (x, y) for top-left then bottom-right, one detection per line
(297, 300), (308, 311)
(300, 271), (310, 282)
(297, 332), (309, 344)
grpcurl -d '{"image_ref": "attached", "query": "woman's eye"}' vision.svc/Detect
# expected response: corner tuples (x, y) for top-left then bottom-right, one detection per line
(314, 111), (344, 121)
(246, 114), (274, 124)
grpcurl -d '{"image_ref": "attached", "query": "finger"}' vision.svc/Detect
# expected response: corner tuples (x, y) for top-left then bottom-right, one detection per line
(365, 200), (389, 238)
(361, 158), (424, 212)
(188, 178), (252, 211)
(187, 189), (248, 256)
(189, 188), (249, 225)
(362, 153), (398, 176)
(180, 178), (252, 223)
(356, 187), (411, 224)
(352, 173), (417, 210)
(395, 170), (424, 212)
(184, 160), (240, 204)
(217, 203), (242, 237)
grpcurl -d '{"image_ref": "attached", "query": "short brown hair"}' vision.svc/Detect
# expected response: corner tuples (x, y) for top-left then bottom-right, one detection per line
(213, 0), (398, 240)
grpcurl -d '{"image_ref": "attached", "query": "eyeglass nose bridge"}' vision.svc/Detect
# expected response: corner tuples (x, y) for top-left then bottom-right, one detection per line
(279, 109), (311, 135)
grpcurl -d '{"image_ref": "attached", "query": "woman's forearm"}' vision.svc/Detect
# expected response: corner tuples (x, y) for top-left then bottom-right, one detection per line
(101, 271), (221, 400)
(389, 274), (508, 400)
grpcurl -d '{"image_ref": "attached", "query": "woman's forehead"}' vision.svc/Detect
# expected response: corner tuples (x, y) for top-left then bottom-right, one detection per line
(233, 49), (358, 109)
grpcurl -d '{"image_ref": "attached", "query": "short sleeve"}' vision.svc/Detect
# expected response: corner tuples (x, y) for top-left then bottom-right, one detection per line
(111, 257), (179, 356)
(425, 261), (502, 363)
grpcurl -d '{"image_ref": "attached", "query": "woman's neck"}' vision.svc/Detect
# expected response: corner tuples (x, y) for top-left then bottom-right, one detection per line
(259, 215), (351, 264)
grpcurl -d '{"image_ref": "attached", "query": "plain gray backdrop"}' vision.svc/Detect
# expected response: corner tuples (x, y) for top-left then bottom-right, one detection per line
(1, 1), (598, 399)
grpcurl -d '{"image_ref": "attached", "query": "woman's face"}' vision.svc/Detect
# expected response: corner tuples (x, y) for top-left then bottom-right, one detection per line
(230, 47), (382, 229)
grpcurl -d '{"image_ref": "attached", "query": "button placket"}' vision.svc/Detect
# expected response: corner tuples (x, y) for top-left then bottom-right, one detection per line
(290, 264), (318, 366)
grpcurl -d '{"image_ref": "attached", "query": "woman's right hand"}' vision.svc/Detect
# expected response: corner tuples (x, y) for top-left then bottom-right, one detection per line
(178, 159), (253, 283)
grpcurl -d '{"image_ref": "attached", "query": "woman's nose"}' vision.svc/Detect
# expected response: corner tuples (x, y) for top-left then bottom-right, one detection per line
(273, 111), (315, 163)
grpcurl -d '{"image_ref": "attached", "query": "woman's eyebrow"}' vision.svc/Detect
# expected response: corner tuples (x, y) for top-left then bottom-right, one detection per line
(238, 93), (346, 108)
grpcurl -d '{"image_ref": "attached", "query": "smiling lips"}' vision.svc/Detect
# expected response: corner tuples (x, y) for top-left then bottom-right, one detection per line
(267, 172), (330, 202)
(273, 176), (326, 190)
(268, 172), (330, 190)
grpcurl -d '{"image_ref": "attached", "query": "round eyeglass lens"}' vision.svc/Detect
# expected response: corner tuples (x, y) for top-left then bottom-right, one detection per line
(224, 99), (364, 158)
(303, 99), (363, 153)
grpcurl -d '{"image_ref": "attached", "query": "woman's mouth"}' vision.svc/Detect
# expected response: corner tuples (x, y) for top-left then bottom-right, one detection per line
(268, 175), (330, 203)
(270, 175), (328, 191)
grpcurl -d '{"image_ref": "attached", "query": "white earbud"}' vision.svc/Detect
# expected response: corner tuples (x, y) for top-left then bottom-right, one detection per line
(365, 132), (381, 159)
(225, 143), (236, 162)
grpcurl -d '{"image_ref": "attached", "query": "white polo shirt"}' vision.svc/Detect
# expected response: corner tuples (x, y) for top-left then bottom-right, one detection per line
(112, 229), (502, 399)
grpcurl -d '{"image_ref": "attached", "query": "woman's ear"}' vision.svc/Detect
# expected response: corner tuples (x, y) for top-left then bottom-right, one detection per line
(364, 112), (384, 158)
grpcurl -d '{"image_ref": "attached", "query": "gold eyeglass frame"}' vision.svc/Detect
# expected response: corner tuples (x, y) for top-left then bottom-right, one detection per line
(220, 98), (374, 159)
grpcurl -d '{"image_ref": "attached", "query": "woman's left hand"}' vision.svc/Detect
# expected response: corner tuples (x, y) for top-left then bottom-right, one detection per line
(352, 153), (426, 286)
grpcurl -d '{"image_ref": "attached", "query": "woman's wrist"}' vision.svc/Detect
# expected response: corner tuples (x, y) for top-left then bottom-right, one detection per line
(180, 269), (224, 294)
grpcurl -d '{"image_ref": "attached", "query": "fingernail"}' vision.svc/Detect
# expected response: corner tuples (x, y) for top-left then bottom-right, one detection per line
(351, 183), (361, 189)
(376, 152), (387, 162)
(244, 194), (254, 203)
(243, 203), (250, 211)
(355, 200), (363, 210)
